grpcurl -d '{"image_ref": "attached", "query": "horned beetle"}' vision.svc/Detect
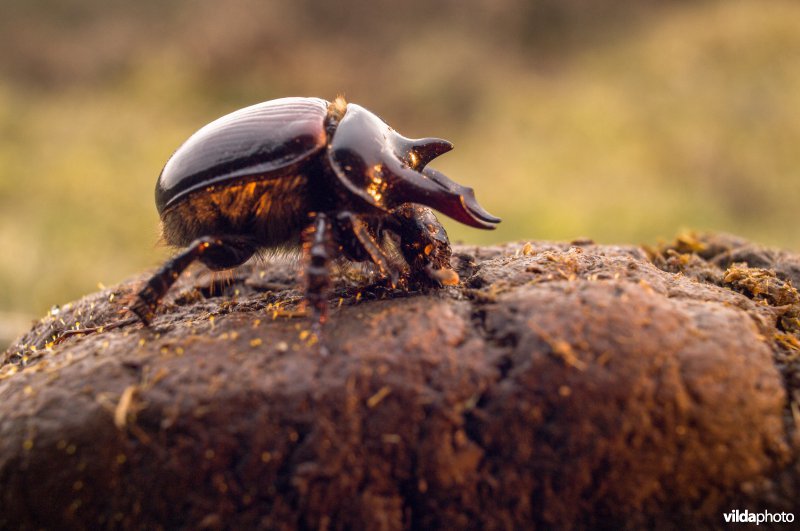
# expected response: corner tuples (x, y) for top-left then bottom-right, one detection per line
(131, 96), (500, 342)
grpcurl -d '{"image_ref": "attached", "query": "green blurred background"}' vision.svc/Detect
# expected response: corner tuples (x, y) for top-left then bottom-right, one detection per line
(1, 0), (799, 347)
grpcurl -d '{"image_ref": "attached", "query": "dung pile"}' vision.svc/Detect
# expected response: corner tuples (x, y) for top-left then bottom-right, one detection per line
(1, 233), (798, 529)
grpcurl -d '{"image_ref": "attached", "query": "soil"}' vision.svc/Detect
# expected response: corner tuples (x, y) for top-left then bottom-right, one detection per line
(1, 232), (799, 530)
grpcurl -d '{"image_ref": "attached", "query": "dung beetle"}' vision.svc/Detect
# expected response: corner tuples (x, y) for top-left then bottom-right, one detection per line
(131, 96), (500, 337)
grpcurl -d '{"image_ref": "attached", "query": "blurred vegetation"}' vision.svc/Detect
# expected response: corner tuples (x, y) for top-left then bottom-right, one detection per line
(1, 0), (799, 346)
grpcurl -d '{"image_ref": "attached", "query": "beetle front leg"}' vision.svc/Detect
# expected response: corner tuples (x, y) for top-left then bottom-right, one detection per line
(130, 236), (255, 324)
(336, 211), (399, 286)
(302, 212), (334, 346)
(389, 204), (459, 286)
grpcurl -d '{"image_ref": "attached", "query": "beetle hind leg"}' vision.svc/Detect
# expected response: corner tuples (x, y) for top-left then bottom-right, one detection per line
(389, 204), (459, 286)
(131, 236), (256, 324)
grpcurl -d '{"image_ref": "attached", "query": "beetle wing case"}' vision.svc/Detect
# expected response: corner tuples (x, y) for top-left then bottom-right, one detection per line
(327, 104), (500, 229)
(156, 97), (329, 214)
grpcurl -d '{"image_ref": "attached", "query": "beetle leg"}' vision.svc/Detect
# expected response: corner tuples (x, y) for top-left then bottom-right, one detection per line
(130, 236), (255, 324)
(388, 204), (459, 286)
(336, 212), (399, 287)
(302, 212), (333, 349)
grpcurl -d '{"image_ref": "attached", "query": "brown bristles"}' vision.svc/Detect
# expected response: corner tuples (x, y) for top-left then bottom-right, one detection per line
(160, 175), (309, 248)
(327, 95), (347, 123)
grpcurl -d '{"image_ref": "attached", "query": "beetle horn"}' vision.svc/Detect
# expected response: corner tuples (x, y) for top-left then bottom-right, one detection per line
(381, 156), (500, 230)
(397, 137), (453, 169)
(422, 167), (501, 226)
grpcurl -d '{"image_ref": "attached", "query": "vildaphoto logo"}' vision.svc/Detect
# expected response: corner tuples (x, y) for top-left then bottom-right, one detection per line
(723, 509), (794, 525)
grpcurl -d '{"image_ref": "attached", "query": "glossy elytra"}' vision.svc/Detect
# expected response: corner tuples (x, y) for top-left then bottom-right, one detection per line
(131, 96), (500, 340)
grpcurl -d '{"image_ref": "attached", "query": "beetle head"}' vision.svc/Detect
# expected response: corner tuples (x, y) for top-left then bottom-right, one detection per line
(328, 103), (500, 229)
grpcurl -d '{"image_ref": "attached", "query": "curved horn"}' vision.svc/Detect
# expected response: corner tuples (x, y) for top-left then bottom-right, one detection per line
(381, 156), (500, 229)
(397, 137), (453, 169)
(422, 167), (501, 226)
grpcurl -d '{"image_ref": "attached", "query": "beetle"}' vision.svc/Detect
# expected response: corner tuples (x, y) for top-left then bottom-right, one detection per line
(130, 96), (499, 337)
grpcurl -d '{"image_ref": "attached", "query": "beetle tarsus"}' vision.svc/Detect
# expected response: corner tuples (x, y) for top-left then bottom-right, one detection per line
(423, 264), (460, 286)
(311, 320), (330, 357)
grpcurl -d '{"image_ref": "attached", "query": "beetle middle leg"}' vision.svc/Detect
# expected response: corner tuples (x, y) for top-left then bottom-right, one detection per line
(302, 212), (334, 347)
(388, 204), (459, 286)
(131, 236), (256, 324)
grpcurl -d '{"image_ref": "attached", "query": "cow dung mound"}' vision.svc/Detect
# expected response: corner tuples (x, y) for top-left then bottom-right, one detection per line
(2, 232), (799, 529)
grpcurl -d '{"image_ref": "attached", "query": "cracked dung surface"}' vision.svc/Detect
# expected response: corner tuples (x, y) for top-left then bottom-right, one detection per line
(1, 233), (799, 529)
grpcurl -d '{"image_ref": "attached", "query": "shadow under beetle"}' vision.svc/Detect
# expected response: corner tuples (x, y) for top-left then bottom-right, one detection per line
(130, 96), (500, 339)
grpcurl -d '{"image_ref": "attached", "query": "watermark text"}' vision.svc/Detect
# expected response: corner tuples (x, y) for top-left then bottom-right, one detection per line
(724, 509), (794, 525)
